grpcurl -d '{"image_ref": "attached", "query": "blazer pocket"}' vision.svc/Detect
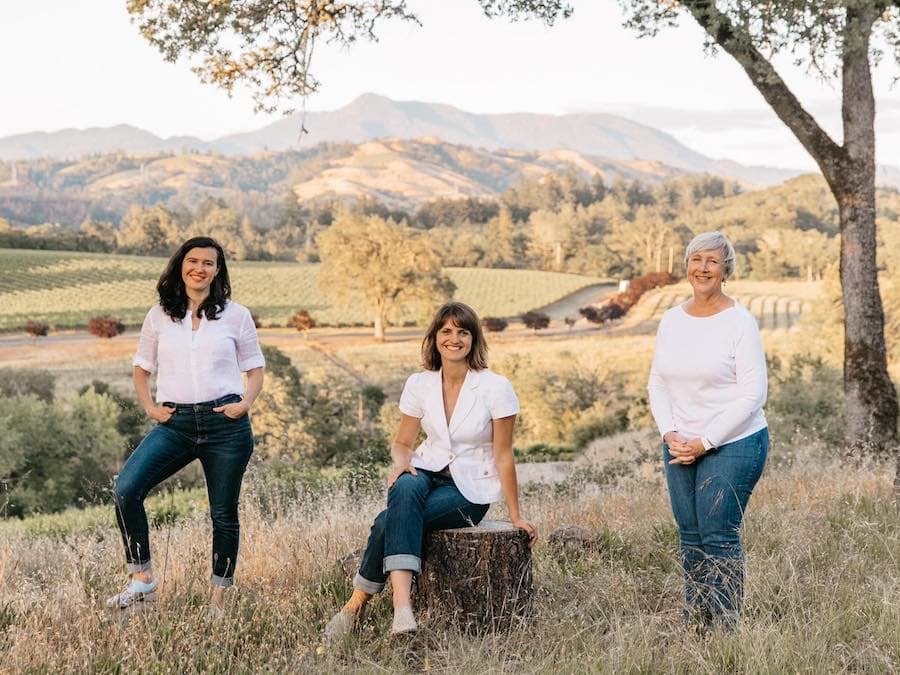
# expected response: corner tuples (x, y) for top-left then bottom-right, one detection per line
(475, 465), (499, 479)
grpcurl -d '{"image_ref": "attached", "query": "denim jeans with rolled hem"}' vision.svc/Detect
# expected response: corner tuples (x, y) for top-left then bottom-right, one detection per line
(113, 394), (253, 588)
(354, 469), (490, 593)
(663, 427), (768, 628)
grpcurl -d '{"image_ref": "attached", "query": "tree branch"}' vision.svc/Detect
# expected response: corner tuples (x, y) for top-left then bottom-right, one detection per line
(682, 0), (845, 177)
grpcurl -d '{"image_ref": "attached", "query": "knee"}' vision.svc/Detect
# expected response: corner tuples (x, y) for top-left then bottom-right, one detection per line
(113, 474), (141, 508)
(389, 473), (426, 503)
(698, 525), (741, 556)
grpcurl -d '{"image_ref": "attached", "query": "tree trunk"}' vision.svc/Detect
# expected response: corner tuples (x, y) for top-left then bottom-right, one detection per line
(682, 2), (899, 455)
(373, 299), (385, 342)
(416, 520), (532, 631)
(831, 6), (898, 453)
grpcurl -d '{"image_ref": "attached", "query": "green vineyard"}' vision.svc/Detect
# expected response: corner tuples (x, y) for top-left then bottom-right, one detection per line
(0, 249), (609, 330)
(624, 280), (821, 333)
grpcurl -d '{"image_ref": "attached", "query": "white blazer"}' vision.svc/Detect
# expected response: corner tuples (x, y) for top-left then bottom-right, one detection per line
(398, 368), (520, 505)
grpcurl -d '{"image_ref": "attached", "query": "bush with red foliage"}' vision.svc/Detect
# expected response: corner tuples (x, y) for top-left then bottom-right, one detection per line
(520, 311), (551, 332)
(579, 271), (677, 325)
(482, 317), (509, 333)
(24, 320), (49, 341)
(291, 309), (316, 333)
(88, 316), (126, 338)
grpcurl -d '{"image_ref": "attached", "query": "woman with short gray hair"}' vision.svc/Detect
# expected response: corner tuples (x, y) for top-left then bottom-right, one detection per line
(648, 230), (768, 630)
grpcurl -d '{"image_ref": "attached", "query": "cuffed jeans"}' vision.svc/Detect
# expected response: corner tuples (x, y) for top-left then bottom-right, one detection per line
(354, 469), (490, 593)
(663, 427), (768, 627)
(113, 394), (253, 588)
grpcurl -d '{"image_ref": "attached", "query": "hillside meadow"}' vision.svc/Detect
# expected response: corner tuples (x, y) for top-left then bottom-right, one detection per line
(0, 248), (611, 331)
(0, 438), (897, 672)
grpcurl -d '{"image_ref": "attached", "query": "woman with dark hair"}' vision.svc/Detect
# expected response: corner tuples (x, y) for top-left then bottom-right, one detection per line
(107, 236), (265, 617)
(324, 301), (536, 639)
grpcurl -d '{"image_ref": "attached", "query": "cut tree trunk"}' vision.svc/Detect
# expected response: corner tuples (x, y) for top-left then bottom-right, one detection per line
(416, 520), (532, 631)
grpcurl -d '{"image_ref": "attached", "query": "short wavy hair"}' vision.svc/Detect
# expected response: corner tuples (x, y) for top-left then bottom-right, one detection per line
(684, 231), (737, 280)
(157, 236), (231, 321)
(421, 302), (488, 371)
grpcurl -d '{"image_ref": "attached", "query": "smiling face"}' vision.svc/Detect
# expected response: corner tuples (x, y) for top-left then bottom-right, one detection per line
(181, 247), (219, 296)
(436, 318), (473, 366)
(686, 247), (726, 296)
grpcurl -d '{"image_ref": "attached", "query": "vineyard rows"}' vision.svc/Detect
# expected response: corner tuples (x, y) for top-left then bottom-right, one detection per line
(624, 281), (818, 334)
(0, 249), (608, 330)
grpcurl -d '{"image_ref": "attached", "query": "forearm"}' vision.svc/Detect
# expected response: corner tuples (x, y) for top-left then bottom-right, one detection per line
(390, 441), (414, 468)
(133, 367), (156, 413)
(242, 368), (264, 408)
(495, 454), (522, 520)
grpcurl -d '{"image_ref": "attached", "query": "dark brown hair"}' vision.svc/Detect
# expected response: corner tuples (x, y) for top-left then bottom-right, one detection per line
(422, 302), (488, 371)
(157, 236), (231, 321)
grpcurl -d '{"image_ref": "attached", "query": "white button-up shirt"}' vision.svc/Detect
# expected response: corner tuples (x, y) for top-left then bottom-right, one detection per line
(133, 301), (265, 404)
(399, 368), (520, 504)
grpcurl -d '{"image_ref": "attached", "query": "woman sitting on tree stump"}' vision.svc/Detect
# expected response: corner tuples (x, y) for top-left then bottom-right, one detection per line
(324, 301), (537, 639)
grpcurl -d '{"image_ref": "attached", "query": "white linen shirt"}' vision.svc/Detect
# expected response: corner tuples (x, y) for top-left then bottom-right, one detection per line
(398, 368), (520, 505)
(133, 301), (265, 404)
(647, 303), (767, 448)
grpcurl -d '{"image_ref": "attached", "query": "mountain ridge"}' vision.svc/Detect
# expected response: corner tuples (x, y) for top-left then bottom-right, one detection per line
(0, 93), (800, 187)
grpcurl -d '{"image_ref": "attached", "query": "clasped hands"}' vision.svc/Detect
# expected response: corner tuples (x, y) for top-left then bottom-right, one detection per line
(664, 431), (707, 465)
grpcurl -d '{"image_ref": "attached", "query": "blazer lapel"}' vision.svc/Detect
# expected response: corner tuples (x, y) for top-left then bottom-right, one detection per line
(448, 369), (478, 437)
(425, 370), (451, 449)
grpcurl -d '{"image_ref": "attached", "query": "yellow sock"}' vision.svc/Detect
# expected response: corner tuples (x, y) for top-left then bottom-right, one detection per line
(343, 589), (372, 613)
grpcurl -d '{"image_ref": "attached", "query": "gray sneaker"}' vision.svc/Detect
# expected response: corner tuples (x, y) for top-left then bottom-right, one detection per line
(390, 606), (417, 635)
(323, 609), (357, 642)
(106, 579), (158, 609)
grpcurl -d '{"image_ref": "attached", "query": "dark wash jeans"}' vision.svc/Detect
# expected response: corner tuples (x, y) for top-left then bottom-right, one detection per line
(354, 469), (490, 593)
(663, 427), (768, 627)
(113, 394), (253, 588)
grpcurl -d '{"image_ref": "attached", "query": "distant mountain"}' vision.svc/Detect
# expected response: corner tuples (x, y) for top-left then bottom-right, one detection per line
(0, 94), (799, 187)
(0, 138), (690, 225)
(0, 125), (210, 161)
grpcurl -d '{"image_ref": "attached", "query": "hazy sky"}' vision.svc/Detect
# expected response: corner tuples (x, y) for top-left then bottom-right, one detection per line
(3, 0), (900, 170)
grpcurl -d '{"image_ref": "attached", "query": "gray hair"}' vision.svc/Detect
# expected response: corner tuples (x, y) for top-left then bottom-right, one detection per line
(684, 231), (736, 280)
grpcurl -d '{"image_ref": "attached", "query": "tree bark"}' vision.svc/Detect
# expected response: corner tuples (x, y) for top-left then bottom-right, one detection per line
(684, 1), (898, 454)
(835, 5), (898, 454)
(416, 520), (533, 631)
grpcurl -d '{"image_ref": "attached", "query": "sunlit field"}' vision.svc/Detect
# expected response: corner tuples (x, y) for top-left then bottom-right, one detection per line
(0, 248), (610, 330)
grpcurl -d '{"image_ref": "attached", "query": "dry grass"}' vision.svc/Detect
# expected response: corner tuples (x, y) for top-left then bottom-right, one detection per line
(1, 448), (898, 673)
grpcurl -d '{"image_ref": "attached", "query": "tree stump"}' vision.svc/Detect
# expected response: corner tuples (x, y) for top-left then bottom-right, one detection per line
(416, 520), (532, 632)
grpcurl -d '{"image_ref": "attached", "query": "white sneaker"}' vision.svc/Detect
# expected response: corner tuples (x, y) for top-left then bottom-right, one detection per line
(390, 606), (418, 635)
(106, 579), (158, 609)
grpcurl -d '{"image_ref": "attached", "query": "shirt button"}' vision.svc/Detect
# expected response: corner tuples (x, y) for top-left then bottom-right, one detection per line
(483, 470), (489, 476)
(448, 453), (455, 460)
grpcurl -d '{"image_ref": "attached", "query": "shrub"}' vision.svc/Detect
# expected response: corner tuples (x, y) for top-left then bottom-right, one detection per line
(0, 368), (56, 402)
(250, 313), (262, 328)
(87, 316), (125, 338)
(290, 309), (315, 333)
(521, 311), (550, 332)
(482, 317), (509, 333)
(564, 317), (576, 330)
(24, 320), (48, 342)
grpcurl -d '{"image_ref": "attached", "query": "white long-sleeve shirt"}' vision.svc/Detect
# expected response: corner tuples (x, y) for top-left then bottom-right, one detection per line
(647, 303), (767, 448)
(133, 301), (265, 404)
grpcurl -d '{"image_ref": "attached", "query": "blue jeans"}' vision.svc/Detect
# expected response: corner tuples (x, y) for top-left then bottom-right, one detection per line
(663, 427), (768, 627)
(113, 394), (254, 588)
(354, 469), (490, 593)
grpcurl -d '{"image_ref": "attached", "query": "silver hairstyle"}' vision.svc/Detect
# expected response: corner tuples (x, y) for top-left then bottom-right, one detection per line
(684, 231), (736, 280)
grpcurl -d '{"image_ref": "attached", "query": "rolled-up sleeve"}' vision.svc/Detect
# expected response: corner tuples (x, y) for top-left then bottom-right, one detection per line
(489, 376), (520, 419)
(132, 309), (159, 373)
(236, 310), (265, 372)
(398, 373), (424, 418)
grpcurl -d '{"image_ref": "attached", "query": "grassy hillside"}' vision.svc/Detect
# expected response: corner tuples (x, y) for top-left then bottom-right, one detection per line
(0, 446), (896, 672)
(0, 248), (609, 330)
